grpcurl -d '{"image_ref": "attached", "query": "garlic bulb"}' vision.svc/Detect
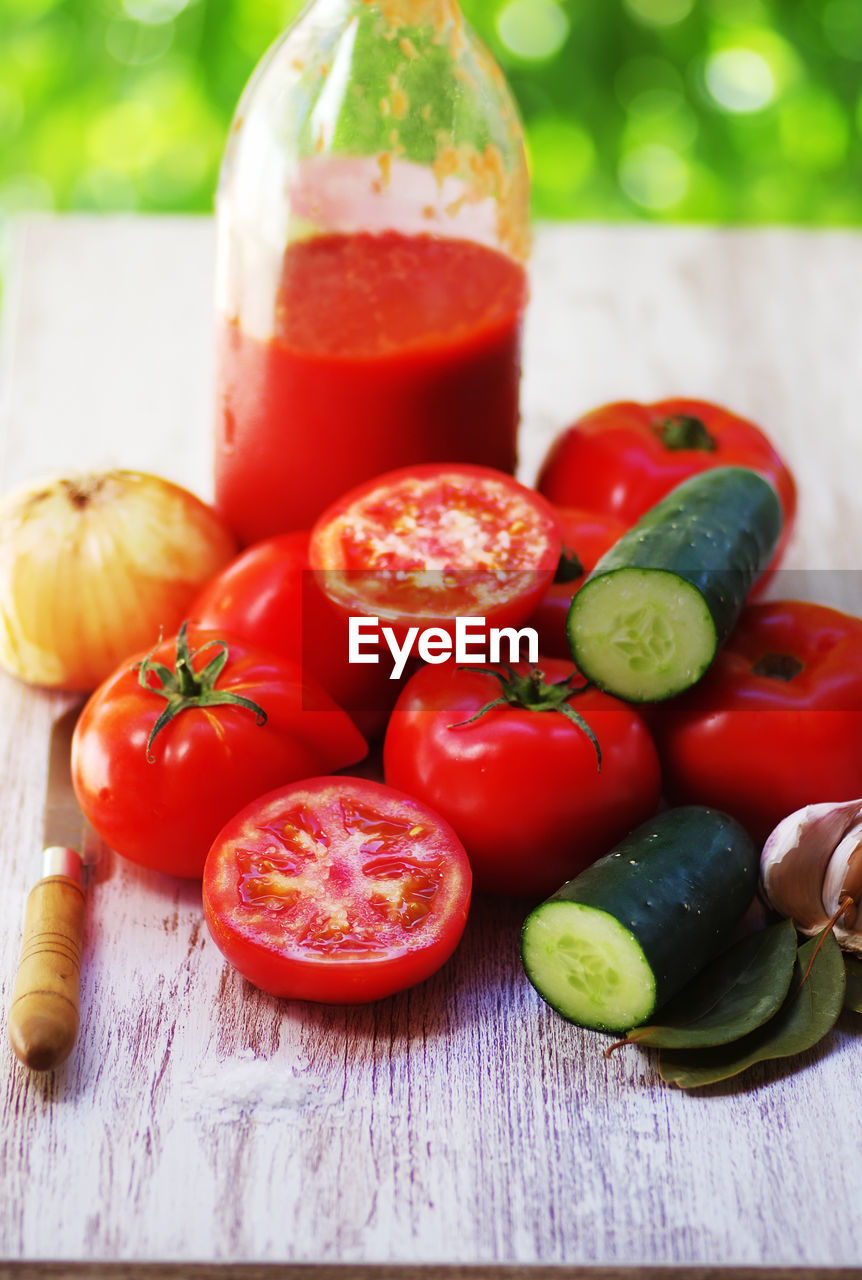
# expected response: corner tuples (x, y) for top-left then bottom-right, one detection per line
(761, 798), (862, 954)
(0, 471), (237, 690)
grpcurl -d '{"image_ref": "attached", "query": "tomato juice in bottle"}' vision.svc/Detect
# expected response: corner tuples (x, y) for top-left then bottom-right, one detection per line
(216, 230), (527, 542)
(214, 0), (531, 544)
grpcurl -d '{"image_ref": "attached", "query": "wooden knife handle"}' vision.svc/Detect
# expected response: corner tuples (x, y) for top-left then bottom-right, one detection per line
(8, 873), (86, 1071)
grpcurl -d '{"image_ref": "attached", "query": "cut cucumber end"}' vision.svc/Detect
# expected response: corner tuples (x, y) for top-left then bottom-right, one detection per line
(567, 568), (717, 702)
(521, 900), (657, 1032)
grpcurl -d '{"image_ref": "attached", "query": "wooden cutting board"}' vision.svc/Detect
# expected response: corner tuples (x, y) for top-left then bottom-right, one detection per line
(1, 215), (861, 1275)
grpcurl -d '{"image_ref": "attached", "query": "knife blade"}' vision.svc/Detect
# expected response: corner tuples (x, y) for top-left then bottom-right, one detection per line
(42, 704), (88, 859)
(8, 704), (89, 1071)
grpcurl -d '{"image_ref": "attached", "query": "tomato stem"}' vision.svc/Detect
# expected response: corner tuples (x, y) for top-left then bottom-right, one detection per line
(751, 652), (805, 682)
(449, 664), (602, 770)
(135, 620), (267, 762)
(653, 414), (717, 452)
(555, 547), (585, 584)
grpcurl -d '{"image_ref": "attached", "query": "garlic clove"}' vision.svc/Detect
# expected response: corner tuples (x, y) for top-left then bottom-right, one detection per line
(760, 798), (862, 935)
(823, 821), (862, 953)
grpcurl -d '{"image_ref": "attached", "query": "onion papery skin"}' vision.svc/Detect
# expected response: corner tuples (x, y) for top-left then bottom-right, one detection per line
(0, 471), (237, 690)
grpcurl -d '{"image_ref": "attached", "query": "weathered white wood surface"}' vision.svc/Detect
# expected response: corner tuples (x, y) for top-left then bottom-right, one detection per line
(1, 215), (862, 1272)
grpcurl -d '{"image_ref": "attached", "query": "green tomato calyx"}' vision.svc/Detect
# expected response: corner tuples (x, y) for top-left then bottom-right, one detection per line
(654, 414), (717, 453)
(555, 547), (586, 584)
(751, 651), (805, 682)
(135, 620), (267, 762)
(449, 663), (602, 770)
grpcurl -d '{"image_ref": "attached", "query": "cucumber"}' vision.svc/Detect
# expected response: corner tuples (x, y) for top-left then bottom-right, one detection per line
(521, 807), (759, 1032)
(566, 466), (783, 701)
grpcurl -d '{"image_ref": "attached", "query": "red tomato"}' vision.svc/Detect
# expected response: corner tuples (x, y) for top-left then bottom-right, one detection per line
(309, 463), (561, 639)
(527, 507), (628, 658)
(383, 659), (661, 898)
(651, 600), (862, 843)
(71, 624), (367, 878)
(203, 775), (472, 1002)
(536, 398), (797, 583)
(190, 530), (400, 739)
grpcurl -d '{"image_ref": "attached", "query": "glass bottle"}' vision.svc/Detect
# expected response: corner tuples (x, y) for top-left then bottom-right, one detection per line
(214, 0), (531, 545)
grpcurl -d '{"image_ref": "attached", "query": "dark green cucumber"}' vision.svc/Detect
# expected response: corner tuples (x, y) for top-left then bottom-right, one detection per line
(566, 465), (782, 701)
(521, 806), (758, 1032)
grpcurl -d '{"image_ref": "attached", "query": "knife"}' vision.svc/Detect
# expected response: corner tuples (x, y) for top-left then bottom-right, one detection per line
(8, 705), (89, 1071)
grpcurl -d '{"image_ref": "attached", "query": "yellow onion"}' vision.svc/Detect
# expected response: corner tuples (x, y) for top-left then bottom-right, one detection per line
(0, 470), (237, 690)
(760, 798), (862, 955)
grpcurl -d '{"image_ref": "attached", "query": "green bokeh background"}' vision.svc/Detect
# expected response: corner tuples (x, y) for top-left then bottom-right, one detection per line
(2, 0), (861, 232)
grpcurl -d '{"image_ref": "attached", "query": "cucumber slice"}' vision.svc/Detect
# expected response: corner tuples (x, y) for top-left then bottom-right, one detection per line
(521, 806), (759, 1032)
(568, 569), (715, 703)
(521, 901), (656, 1030)
(567, 466), (783, 702)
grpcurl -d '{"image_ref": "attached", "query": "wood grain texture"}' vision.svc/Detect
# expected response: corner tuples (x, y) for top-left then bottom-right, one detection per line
(2, 1270), (861, 1280)
(4, 1268), (862, 1280)
(1, 216), (862, 1271)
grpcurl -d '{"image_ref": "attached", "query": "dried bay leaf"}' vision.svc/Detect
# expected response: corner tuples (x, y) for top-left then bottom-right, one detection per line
(658, 929), (846, 1089)
(623, 919), (797, 1050)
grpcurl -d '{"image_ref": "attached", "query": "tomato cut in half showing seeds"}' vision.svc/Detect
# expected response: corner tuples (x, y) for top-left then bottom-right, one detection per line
(309, 464), (562, 638)
(203, 776), (473, 1003)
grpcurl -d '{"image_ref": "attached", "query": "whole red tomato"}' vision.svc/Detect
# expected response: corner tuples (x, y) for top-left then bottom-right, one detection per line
(527, 507), (628, 658)
(651, 600), (862, 843)
(536, 398), (797, 583)
(72, 623), (367, 878)
(190, 530), (399, 739)
(203, 775), (472, 1003)
(383, 658), (661, 898)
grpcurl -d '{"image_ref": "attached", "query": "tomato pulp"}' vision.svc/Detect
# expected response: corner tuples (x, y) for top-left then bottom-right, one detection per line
(203, 776), (472, 1003)
(215, 232), (528, 544)
(309, 463), (561, 641)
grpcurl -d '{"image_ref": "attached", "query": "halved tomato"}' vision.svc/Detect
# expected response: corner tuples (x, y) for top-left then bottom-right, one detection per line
(202, 776), (472, 1003)
(309, 463), (562, 638)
